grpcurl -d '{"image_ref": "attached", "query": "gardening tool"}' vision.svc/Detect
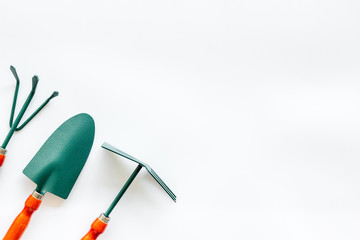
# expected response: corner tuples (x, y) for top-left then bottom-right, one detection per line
(4, 113), (95, 240)
(82, 142), (176, 240)
(0, 65), (58, 167)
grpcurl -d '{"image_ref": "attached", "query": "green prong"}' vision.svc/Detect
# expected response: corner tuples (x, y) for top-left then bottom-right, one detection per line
(9, 66), (20, 128)
(16, 91), (59, 131)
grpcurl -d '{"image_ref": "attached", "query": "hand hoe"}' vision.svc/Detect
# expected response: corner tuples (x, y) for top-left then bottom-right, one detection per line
(82, 142), (176, 240)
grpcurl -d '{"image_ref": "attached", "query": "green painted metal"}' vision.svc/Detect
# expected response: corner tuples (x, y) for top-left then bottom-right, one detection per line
(102, 142), (177, 202)
(105, 164), (142, 217)
(101, 142), (176, 217)
(9, 66), (19, 128)
(15, 91), (59, 131)
(2, 75), (39, 148)
(2, 66), (59, 149)
(23, 113), (95, 199)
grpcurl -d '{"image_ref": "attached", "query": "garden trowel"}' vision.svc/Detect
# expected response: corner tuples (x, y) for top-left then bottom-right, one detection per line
(3, 113), (95, 240)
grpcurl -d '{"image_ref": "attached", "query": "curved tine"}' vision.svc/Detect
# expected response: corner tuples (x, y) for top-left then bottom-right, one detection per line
(15, 91), (59, 131)
(31, 75), (39, 92)
(9, 66), (20, 128)
(148, 168), (177, 202)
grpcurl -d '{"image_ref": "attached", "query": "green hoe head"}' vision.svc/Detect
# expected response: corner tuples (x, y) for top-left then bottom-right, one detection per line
(102, 142), (177, 202)
(23, 113), (95, 199)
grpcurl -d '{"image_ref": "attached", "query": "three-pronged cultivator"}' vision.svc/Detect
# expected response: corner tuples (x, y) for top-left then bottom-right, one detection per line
(0, 66), (58, 167)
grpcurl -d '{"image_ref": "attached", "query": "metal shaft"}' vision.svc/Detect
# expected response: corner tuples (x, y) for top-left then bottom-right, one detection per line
(104, 164), (142, 217)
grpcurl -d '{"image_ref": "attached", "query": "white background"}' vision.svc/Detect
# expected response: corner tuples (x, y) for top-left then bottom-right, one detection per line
(0, 0), (360, 239)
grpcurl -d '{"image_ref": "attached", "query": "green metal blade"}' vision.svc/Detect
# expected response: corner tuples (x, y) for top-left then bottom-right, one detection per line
(102, 142), (148, 167)
(101, 142), (177, 202)
(23, 113), (95, 199)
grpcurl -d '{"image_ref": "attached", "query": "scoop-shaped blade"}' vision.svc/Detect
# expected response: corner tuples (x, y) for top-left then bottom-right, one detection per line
(23, 113), (95, 199)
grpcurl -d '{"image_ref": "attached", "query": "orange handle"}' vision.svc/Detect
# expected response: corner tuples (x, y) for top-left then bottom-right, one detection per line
(81, 217), (108, 240)
(4, 193), (42, 240)
(0, 153), (5, 167)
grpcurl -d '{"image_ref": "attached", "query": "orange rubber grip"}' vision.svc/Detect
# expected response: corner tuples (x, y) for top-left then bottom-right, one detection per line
(0, 154), (5, 167)
(4, 194), (42, 240)
(81, 218), (108, 240)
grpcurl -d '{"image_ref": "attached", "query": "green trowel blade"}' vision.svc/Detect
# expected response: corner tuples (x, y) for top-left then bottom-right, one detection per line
(23, 113), (95, 199)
